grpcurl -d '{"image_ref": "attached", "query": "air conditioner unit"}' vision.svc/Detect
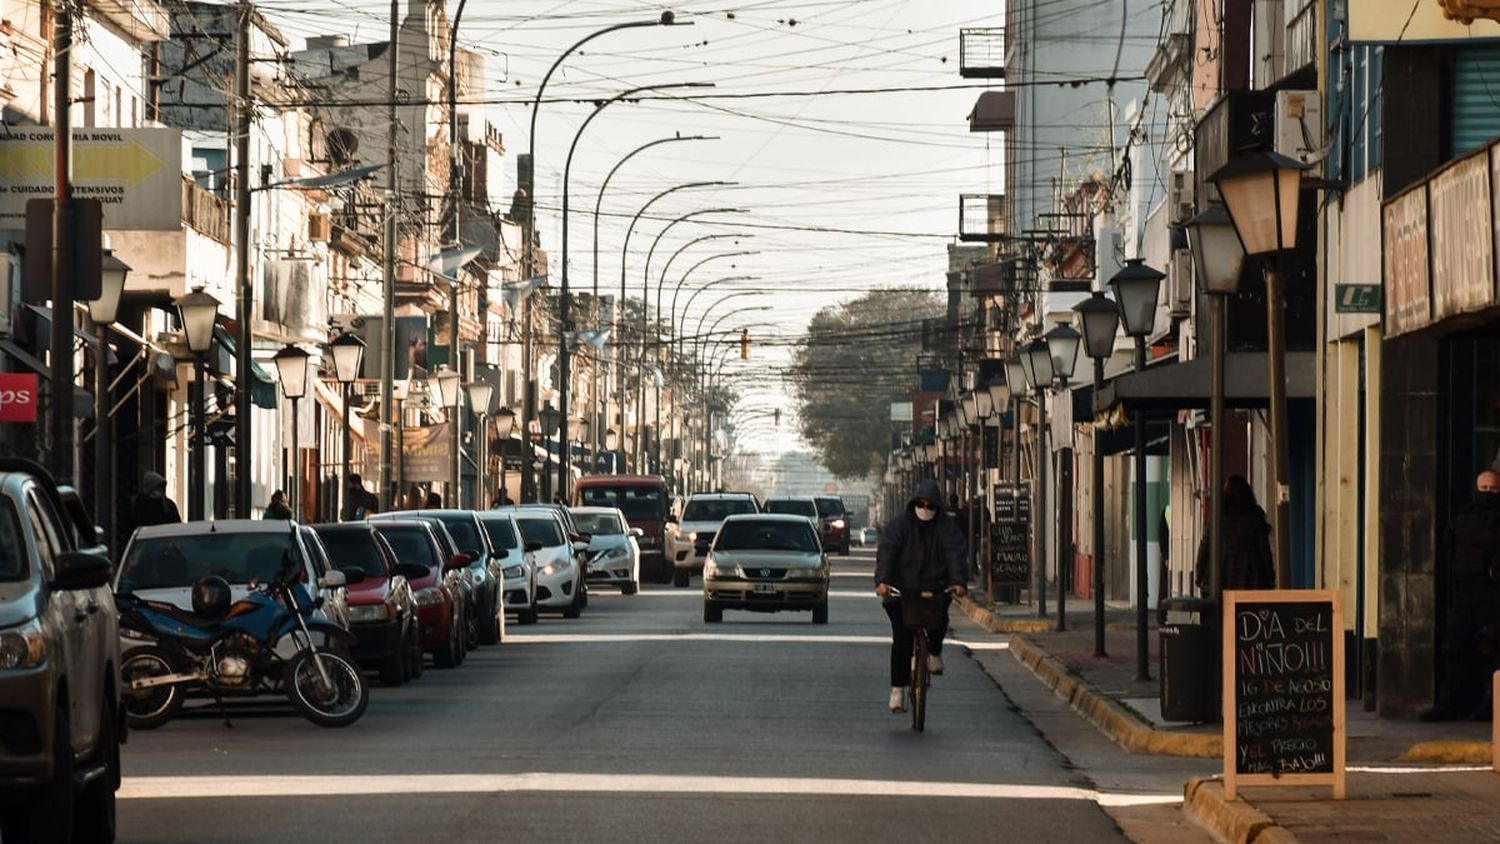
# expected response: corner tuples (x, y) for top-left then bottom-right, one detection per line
(308, 212), (331, 242)
(1167, 249), (1193, 317)
(1169, 171), (1194, 224)
(1275, 90), (1323, 164)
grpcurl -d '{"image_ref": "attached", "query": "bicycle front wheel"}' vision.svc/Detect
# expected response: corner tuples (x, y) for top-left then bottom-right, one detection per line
(911, 630), (929, 732)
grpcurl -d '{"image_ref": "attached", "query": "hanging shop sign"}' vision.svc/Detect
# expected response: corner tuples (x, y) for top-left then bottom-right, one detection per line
(1382, 185), (1431, 338)
(0, 373), (38, 423)
(1429, 150), (1494, 321)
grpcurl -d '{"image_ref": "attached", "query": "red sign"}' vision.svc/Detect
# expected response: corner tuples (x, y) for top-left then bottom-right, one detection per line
(0, 373), (37, 423)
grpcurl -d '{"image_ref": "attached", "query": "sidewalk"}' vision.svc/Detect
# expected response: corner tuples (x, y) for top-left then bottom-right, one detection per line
(959, 594), (1500, 842)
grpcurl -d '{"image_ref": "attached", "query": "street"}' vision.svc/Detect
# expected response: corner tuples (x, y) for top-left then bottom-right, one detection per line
(115, 550), (1129, 843)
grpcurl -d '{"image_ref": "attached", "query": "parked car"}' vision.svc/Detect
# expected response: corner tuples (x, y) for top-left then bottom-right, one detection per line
(573, 475), (670, 582)
(370, 520), (468, 669)
(702, 513), (830, 624)
(571, 506), (641, 594)
(476, 510), (538, 625)
(371, 510), (503, 646)
(666, 492), (760, 587)
(300, 525), (350, 630)
(813, 495), (851, 555)
(501, 508), (587, 618)
(0, 459), (120, 842)
(313, 523), (423, 686)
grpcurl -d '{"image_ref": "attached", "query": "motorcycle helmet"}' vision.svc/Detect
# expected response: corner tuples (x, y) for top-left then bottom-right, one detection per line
(191, 575), (232, 617)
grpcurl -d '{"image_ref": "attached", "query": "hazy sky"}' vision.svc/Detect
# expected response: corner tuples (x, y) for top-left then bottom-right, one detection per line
(262, 0), (1003, 463)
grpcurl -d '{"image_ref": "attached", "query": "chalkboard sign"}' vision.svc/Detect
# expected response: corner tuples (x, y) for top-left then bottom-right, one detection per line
(1223, 590), (1345, 800)
(988, 521), (1030, 585)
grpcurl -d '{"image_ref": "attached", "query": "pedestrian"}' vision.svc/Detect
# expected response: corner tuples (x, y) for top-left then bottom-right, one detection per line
(493, 488), (513, 507)
(345, 474), (379, 520)
(1194, 475), (1275, 594)
(403, 485), (426, 511)
(1421, 469), (1500, 721)
(425, 491), (443, 508)
(123, 471), (182, 540)
(264, 490), (293, 520)
(874, 478), (968, 714)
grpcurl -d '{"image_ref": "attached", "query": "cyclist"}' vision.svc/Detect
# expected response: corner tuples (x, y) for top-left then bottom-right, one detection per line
(875, 478), (968, 713)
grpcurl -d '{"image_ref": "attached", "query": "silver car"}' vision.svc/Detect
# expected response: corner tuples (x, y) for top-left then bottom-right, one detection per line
(572, 506), (641, 594)
(477, 510), (539, 625)
(702, 514), (829, 624)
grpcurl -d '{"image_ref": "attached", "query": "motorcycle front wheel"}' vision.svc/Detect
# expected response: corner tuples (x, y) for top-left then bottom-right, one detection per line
(121, 645), (184, 730)
(285, 649), (369, 728)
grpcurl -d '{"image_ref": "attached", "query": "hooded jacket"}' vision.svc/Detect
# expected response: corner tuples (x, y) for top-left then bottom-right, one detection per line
(875, 478), (968, 594)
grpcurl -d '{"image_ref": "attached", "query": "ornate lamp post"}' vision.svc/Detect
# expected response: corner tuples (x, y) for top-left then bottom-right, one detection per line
(1209, 151), (1304, 587)
(538, 403), (561, 501)
(330, 331), (366, 519)
(426, 364), (462, 504)
(89, 250), (129, 546)
(1109, 258), (1166, 683)
(494, 406), (517, 504)
(1075, 291), (1121, 656)
(1019, 337), (1054, 618)
(1044, 323), (1082, 630)
(391, 377), (411, 503)
(466, 381), (494, 509)
(173, 287), (219, 521)
(272, 344), (311, 520)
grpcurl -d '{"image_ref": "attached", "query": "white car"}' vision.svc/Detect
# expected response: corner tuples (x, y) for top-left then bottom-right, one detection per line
(666, 492), (760, 588)
(572, 506), (641, 595)
(506, 509), (588, 618)
(477, 510), (539, 624)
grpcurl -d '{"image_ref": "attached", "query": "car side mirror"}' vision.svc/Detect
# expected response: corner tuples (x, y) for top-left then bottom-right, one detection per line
(446, 553), (472, 570)
(50, 551), (113, 591)
(571, 541), (590, 553)
(319, 570), (348, 589)
(395, 563), (429, 581)
(630, 527), (644, 538)
(524, 541), (543, 553)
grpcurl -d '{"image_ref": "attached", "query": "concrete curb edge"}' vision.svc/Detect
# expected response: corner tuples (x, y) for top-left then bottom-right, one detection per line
(1182, 777), (1295, 844)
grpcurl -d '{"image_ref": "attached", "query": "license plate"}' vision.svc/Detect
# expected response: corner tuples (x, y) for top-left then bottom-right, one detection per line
(753, 583), (777, 595)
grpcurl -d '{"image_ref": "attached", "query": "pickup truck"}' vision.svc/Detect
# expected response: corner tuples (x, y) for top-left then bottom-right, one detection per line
(0, 458), (122, 842)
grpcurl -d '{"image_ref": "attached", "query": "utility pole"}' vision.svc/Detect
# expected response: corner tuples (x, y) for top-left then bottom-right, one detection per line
(379, 0), (399, 510)
(232, 1), (253, 515)
(447, 0), (467, 507)
(48, 0), (75, 484)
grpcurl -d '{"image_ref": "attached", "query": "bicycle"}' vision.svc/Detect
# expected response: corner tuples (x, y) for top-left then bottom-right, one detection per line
(888, 586), (950, 732)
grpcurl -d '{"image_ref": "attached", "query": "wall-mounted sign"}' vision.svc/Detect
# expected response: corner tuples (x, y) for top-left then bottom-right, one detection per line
(0, 373), (38, 423)
(0, 128), (182, 230)
(1382, 186), (1431, 337)
(1430, 150), (1494, 321)
(1333, 284), (1381, 314)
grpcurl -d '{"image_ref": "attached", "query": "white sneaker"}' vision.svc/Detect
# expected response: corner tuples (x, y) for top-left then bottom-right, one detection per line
(929, 654), (944, 675)
(888, 686), (906, 713)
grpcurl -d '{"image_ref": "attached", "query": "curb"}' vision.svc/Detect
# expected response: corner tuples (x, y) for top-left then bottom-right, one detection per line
(1182, 777), (1295, 844)
(955, 595), (1136, 633)
(1397, 740), (1493, 765)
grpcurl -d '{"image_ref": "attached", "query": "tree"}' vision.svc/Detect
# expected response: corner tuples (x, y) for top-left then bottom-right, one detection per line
(789, 289), (942, 479)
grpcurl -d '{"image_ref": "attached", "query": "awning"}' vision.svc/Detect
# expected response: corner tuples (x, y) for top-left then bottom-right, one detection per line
(1093, 351), (1316, 415)
(23, 304), (101, 355)
(212, 326), (278, 410)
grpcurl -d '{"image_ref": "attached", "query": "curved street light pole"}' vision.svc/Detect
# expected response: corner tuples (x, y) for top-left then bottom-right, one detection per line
(525, 12), (686, 501)
(655, 234), (749, 324)
(694, 307), (771, 486)
(671, 253), (760, 341)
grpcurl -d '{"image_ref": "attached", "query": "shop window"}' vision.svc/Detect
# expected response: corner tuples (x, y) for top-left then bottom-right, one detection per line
(1449, 47), (1500, 159)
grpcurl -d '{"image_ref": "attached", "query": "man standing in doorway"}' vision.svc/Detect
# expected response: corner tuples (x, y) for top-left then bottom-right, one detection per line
(1422, 469), (1500, 721)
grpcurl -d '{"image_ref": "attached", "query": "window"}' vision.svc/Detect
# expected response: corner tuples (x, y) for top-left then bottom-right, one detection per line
(0, 499), (27, 581)
(313, 527), (389, 577)
(516, 517), (564, 547)
(814, 498), (846, 518)
(1450, 47), (1500, 159)
(572, 513), (623, 535)
(579, 485), (664, 521)
(481, 517), (519, 550)
(714, 520), (818, 553)
(682, 498), (756, 522)
(373, 526), (439, 567)
(434, 515), (484, 554)
(119, 533), (295, 589)
(765, 500), (817, 517)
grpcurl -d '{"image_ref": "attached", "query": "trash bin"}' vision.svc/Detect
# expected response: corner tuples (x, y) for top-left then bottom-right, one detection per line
(1159, 596), (1220, 723)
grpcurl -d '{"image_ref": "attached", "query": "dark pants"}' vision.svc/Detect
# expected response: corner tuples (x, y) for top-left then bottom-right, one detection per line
(883, 596), (949, 687)
(1436, 581), (1499, 714)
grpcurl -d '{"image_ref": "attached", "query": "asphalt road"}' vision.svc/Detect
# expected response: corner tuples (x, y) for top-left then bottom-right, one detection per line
(116, 550), (1129, 843)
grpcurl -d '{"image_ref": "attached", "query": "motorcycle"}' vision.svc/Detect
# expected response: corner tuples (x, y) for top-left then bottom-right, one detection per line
(117, 552), (369, 729)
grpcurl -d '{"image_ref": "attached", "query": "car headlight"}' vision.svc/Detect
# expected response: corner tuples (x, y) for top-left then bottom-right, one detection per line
(683, 531), (697, 543)
(348, 603), (391, 622)
(414, 587), (445, 607)
(0, 618), (47, 670)
(831, 519), (846, 529)
(502, 565), (525, 579)
(704, 560), (739, 579)
(539, 559), (570, 577)
(605, 546), (630, 560)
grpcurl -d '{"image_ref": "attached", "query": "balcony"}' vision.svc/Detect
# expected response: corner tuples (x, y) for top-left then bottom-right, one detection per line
(959, 28), (1007, 79)
(959, 194), (1010, 242)
(181, 176), (229, 244)
(1285, 0), (1318, 78)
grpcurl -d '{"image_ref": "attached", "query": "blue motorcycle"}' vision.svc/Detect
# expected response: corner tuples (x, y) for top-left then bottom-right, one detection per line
(117, 553), (368, 729)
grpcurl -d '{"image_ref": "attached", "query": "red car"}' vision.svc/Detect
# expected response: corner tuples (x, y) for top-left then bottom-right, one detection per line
(373, 520), (469, 669)
(312, 523), (424, 686)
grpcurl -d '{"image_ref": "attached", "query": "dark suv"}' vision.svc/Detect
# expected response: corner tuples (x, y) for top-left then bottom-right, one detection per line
(813, 495), (850, 555)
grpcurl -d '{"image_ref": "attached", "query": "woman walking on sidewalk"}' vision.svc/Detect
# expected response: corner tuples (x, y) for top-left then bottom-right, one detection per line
(875, 478), (968, 713)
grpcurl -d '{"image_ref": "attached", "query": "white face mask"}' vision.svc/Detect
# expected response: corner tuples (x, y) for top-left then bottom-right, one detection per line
(914, 505), (937, 522)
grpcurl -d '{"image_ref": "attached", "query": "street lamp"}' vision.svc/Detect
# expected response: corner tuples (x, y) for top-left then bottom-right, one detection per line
(538, 403), (561, 500)
(494, 406), (517, 504)
(466, 381), (494, 508)
(1075, 291), (1121, 657)
(90, 250), (129, 549)
(330, 331), (366, 520)
(1020, 337), (1052, 619)
(392, 377), (411, 502)
(425, 364), (461, 502)
(1043, 323), (1083, 630)
(174, 287), (220, 521)
(1109, 258), (1166, 683)
(1210, 151), (1303, 588)
(272, 344), (311, 520)
(1187, 206), (1247, 609)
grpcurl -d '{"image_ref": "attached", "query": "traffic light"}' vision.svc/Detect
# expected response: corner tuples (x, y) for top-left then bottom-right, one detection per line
(740, 328), (750, 360)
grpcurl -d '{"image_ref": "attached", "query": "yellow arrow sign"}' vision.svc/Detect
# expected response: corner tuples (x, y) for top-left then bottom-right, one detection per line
(0, 134), (166, 186)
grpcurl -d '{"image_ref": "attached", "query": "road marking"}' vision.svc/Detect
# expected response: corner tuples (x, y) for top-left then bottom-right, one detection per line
(118, 772), (1179, 807)
(628, 590), (878, 598)
(501, 632), (1000, 647)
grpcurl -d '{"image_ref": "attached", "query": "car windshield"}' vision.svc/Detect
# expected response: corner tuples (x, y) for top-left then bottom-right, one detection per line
(682, 498), (756, 522)
(765, 500), (816, 517)
(119, 533), (296, 589)
(814, 498), (844, 517)
(715, 520), (818, 553)
(0, 499), (26, 581)
(573, 513), (623, 534)
(517, 517), (565, 547)
(312, 528), (388, 577)
(372, 526), (439, 567)
(480, 518), (519, 550)
(578, 486), (664, 521)
(435, 515), (484, 555)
